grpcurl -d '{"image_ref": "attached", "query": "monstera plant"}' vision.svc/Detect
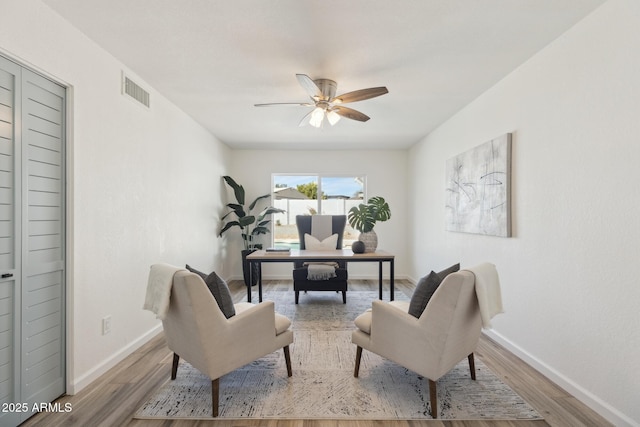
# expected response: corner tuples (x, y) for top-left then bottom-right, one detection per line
(347, 196), (391, 253)
(219, 176), (284, 285)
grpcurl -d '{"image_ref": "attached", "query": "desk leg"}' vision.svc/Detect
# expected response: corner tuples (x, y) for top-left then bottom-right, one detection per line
(258, 262), (263, 303)
(390, 259), (395, 301)
(378, 261), (383, 300)
(247, 261), (253, 303)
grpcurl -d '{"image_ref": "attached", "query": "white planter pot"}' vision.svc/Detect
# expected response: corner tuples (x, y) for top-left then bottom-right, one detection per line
(359, 231), (378, 253)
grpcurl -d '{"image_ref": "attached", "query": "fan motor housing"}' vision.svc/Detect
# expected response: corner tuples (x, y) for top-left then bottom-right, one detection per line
(313, 79), (337, 100)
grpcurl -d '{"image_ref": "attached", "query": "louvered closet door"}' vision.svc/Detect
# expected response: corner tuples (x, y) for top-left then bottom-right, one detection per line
(0, 57), (22, 427)
(20, 69), (66, 416)
(0, 56), (65, 426)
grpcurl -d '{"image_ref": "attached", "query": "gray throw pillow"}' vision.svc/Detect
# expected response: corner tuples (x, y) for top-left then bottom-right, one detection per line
(408, 263), (460, 318)
(186, 264), (236, 319)
(436, 263), (460, 281)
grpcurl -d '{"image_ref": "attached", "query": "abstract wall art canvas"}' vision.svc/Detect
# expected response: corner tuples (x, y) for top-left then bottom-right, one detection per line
(445, 133), (512, 237)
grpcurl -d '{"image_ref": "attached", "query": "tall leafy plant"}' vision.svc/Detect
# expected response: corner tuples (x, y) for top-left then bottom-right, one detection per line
(219, 176), (284, 250)
(348, 196), (391, 233)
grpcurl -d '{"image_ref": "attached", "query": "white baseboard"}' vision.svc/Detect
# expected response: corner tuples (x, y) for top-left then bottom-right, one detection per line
(68, 324), (163, 394)
(484, 329), (638, 427)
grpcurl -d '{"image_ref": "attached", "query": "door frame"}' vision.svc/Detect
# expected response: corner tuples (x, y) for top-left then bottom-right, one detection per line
(0, 50), (75, 398)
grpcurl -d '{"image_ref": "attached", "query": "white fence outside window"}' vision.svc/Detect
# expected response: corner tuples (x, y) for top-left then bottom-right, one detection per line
(272, 199), (363, 248)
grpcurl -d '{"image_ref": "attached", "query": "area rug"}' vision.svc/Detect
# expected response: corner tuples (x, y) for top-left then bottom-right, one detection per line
(135, 290), (542, 420)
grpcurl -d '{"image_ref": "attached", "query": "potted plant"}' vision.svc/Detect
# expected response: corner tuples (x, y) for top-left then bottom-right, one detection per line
(347, 196), (391, 253)
(219, 176), (285, 286)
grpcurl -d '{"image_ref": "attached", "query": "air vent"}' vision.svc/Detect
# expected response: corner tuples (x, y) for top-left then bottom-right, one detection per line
(122, 73), (150, 108)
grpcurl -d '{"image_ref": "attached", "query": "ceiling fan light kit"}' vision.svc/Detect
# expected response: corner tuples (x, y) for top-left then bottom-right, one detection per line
(309, 107), (327, 128)
(255, 74), (388, 128)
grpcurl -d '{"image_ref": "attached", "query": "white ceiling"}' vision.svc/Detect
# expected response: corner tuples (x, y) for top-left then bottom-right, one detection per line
(44, 0), (604, 150)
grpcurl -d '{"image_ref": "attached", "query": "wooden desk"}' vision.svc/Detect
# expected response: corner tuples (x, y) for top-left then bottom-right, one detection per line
(246, 249), (395, 303)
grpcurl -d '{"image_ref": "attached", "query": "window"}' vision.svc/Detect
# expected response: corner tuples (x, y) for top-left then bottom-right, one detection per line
(272, 174), (365, 249)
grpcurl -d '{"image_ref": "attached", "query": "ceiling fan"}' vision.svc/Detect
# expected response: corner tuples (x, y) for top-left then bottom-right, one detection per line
(255, 74), (389, 128)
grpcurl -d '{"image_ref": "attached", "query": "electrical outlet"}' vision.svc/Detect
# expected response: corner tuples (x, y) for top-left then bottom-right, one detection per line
(102, 316), (112, 335)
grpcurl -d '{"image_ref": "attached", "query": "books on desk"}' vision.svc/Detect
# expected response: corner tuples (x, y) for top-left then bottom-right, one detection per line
(266, 247), (291, 254)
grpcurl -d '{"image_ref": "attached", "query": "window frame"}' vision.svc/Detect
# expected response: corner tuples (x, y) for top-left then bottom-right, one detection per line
(271, 173), (367, 248)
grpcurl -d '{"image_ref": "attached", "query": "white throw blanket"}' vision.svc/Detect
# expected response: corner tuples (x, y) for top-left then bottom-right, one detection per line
(306, 262), (339, 280)
(465, 263), (504, 329)
(143, 263), (185, 320)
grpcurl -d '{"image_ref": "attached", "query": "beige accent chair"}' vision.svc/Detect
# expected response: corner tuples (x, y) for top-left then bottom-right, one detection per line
(162, 270), (294, 417)
(352, 269), (482, 418)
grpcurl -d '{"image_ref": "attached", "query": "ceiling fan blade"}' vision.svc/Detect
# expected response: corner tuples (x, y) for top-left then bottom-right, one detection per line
(333, 106), (370, 122)
(254, 102), (314, 107)
(332, 87), (388, 104)
(296, 74), (322, 99)
(298, 109), (313, 127)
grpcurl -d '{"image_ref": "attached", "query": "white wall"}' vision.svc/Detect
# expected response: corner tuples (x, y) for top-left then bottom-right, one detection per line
(407, 0), (640, 425)
(1, 0), (231, 392)
(224, 150), (408, 280)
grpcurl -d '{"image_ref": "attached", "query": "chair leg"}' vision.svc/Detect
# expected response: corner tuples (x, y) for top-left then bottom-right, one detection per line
(171, 353), (179, 380)
(354, 346), (362, 377)
(211, 378), (219, 417)
(429, 379), (438, 418)
(342, 290), (347, 303)
(468, 353), (476, 381)
(283, 345), (293, 377)
(295, 291), (299, 304)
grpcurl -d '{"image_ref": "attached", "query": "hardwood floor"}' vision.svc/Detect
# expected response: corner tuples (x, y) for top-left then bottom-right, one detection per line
(22, 280), (610, 427)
